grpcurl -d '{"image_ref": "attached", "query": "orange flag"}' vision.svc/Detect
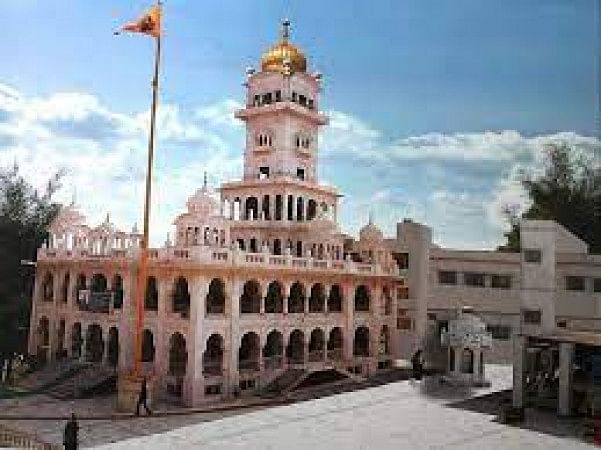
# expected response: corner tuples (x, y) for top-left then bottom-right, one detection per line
(115, 5), (161, 38)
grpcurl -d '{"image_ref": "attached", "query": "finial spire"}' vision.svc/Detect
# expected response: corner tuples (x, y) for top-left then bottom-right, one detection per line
(368, 211), (374, 225)
(203, 171), (208, 190)
(281, 18), (291, 42)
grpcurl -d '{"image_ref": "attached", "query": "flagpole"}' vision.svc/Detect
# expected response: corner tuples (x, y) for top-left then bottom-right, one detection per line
(134, 1), (161, 377)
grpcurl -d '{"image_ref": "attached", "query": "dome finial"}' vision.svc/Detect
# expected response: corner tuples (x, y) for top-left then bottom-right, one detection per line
(281, 18), (291, 42)
(203, 171), (208, 190)
(368, 211), (374, 225)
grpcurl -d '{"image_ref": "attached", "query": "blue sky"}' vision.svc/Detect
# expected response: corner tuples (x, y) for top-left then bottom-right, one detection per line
(0, 1), (598, 248)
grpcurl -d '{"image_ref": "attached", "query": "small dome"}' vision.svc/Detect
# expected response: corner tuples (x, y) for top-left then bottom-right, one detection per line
(359, 217), (383, 243)
(260, 20), (307, 73)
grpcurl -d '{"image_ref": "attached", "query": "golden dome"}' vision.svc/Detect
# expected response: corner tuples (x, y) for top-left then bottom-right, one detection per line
(260, 20), (307, 73)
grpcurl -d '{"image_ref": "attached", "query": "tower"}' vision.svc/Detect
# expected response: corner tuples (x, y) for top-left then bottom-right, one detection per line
(220, 20), (342, 259)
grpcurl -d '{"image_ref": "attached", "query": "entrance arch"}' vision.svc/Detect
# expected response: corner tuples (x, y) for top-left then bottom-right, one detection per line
(354, 285), (370, 312)
(288, 282), (305, 313)
(206, 278), (226, 314)
(239, 332), (260, 372)
(327, 327), (343, 360)
(328, 285), (343, 312)
(240, 280), (261, 314)
(169, 333), (187, 376)
(203, 334), (224, 375)
(308, 328), (325, 361)
(309, 283), (325, 313)
(265, 281), (284, 313)
(263, 330), (283, 369)
(287, 329), (305, 365)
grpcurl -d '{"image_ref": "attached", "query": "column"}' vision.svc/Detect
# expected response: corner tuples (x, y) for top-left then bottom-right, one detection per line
(27, 274), (42, 355)
(283, 282), (289, 314)
(512, 335), (526, 409)
(227, 278), (242, 396)
(558, 342), (574, 416)
(187, 276), (208, 406)
(343, 283), (354, 362)
(118, 272), (134, 374)
(155, 278), (170, 379)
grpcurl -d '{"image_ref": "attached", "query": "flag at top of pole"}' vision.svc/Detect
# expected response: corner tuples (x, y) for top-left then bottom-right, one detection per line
(114, 3), (161, 38)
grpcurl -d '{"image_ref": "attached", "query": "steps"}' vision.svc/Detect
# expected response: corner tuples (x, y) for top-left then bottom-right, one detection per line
(45, 364), (116, 400)
(260, 368), (306, 398)
(16, 358), (84, 393)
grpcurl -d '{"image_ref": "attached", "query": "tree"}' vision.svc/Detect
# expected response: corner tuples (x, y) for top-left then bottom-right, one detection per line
(0, 163), (62, 357)
(499, 143), (601, 253)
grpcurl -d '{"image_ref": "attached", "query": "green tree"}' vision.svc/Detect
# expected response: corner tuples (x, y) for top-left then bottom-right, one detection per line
(0, 163), (62, 357)
(499, 143), (601, 253)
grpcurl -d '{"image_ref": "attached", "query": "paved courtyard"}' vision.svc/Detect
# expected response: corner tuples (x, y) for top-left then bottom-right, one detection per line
(0, 366), (596, 449)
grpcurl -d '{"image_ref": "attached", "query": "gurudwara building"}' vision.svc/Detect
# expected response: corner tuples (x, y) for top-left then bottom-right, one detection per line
(27, 22), (422, 406)
(27, 22), (601, 410)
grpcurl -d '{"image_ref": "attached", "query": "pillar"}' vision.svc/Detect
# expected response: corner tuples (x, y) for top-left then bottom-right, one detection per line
(558, 342), (574, 416)
(187, 277), (207, 406)
(343, 283), (354, 361)
(155, 278), (170, 378)
(512, 336), (526, 409)
(227, 278), (242, 396)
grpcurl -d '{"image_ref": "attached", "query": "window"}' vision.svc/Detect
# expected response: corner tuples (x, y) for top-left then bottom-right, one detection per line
(524, 249), (542, 263)
(205, 384), (222, 395)
(393, 252), (409, 270)
(594, 278), (601, 293)
(397, 286), (409, 300)
(275, 90), (281, 102)
(262, 93), (272, 105)
(438, 271), (457, 285)
(299, 94), (307, 106)
(522, 309), (541, 324)
(256, 133), (272, 148)
(397, 317), (412, 330)
(291, 91), (297, 102)
(297, 168), (305, 180)
(253, 94), (260, 106)
(308, 99), (314, 109)
(259, 166), (270, 180)
(557, 320), (567, 328)
(486, 325), (511, 340)
(464, 272), (486, 287)
(239, 379), (256, 390)
(491, 275), (512, 289)
(566, 276), (585, 291)
(427, 313), (437, 321)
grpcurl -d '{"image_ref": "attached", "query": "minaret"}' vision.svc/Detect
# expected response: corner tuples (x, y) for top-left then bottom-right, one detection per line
(235, 19), (328, 183)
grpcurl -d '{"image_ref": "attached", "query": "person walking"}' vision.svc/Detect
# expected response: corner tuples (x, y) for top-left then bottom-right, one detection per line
(135, 377), (152, 416)
(411, 349), (424, 380)
(63, 413), (79, 450)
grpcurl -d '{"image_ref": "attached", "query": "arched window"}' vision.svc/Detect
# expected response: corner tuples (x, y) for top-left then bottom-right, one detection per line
(263, 330), (283, 369)
(308, 328), (325, 361)
(354, 285), (370, 312)
(296, 197), (304, 221)
(142, 329), (155, 362)
(203, 334), (224, 375)
(328, 285), (343, 312)
(327, 327), (343, 360)
(239, 332), (260, 372)
(275, 195), (283, 221)
(307, 199), (317, 220)
(112, 274), (123, 309)
(169, 333), (187, 376)
(240, 280), (261, 314)
(265, 281), (284, 313)
(353, 326), (370, 357)
(145, 276), (158, 311)
(309, 283), (325, 313)
(206, 278), (225, 315)
(90, 274), (107, 293)
(287, 329), (305, 364)
(173, 277), (190, 316)
(42, 272), (54, 302)
(245, 197), (259, 220)
(288, 282), (305, 313)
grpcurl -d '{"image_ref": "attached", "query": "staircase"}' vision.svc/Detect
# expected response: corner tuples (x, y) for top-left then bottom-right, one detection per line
(16, 358), (84, 393)
(44, 364), (116, 400)
(259, 368), (305, 398)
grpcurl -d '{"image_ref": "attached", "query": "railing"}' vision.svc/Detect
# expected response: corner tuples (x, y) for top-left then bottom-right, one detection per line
(39, 246), (402, 278)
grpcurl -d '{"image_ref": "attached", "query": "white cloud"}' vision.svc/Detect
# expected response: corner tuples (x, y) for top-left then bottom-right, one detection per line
(0, 81), (598, 250)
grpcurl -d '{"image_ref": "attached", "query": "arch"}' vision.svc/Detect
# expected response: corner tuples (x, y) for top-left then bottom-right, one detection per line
(308, 328), (325, 361)
(262, 194), (270, 220)
(85, 324), (103, 363)
(239, 332), (260, 372)
(296, 197), (304, 221)
(145, 276), (158, 311)
(287, 329), (305, 364)
(71, 323), (82, 358)
(265, 281), (284, 313)
(327, 327), (343, 360)
(275, 194), (283, 221)
(354, 285), (370, 312)
(42, 272), (54, 301)
(461, 348), (474, 374)
(273, 238), (282, 255)
(142, 329), (155, 362)
(307, 199), (317, 220)
(56, 319), (66, 359)
(169, 332), (187, 376)
(309, 283), (326, 313)
(328, 285), (343, 312)
(353, 326), (370, 357)
(90, 273), (107, 293)
(203, 333), (224, 375)
(240, 279), (261, 314)
(61, 273), (69, 303)
(263, 330), (283, 369)
(245, 196), (259, 220)
(379, 325), (390, 355)
(112, 274), (123, 309)
(206, 278), (226, 314)
(107, 327), (119, 367)
(288, 281), (305, 313)
(173, 276), (190, 316)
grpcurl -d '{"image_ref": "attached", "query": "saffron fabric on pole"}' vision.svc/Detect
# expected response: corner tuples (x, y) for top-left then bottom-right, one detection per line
(115, 5), (161, 38)
(115, 2), (162, 376)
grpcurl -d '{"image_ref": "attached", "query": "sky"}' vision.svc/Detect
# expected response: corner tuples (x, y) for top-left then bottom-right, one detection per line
(0, 0), (599, 249)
